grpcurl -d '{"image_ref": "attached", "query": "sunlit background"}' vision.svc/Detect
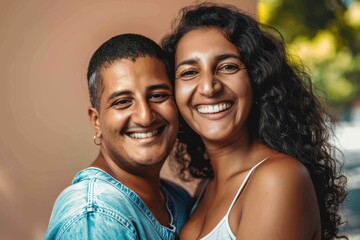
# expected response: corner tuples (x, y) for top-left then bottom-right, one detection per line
(258, 0), (360, 238)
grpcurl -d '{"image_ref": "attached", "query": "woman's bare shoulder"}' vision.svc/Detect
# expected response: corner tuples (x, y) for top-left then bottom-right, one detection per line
(250, 153), (317, 201)
(236, 153), (320, 239)
(258, 153), (311, 184)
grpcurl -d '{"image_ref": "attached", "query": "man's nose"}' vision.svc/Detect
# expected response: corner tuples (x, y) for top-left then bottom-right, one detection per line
(131, 100), (156, 127)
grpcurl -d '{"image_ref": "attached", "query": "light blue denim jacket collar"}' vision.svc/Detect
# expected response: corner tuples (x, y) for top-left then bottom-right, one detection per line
(46, 167), (192, 239)
(74, 167), (177, 238)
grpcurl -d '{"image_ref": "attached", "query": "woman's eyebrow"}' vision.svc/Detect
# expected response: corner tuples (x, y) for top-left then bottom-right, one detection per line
(176, 54), (241, 70)
(215, 53), (241, 62)
(175, 58), (199, 71)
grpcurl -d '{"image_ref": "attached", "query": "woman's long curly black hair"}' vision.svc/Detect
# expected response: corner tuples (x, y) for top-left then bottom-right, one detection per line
(161, 2), (347, 239)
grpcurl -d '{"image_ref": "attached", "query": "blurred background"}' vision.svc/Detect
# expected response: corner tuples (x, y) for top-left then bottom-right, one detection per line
(0, 0), (358, 239)
(258, 0), (360, 238)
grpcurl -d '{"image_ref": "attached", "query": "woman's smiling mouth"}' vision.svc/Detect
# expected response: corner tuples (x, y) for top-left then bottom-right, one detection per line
(196, 102), (233, 114)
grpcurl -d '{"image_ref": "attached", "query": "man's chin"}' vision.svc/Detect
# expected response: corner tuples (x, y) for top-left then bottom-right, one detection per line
(131, 153), (167, 167)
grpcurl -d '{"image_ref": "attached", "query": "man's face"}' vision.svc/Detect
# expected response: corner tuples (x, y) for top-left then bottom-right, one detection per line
(89, 56), (178, 173)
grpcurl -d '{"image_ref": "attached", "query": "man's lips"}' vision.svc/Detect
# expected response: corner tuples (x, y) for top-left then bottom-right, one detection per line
(196, 101), (233, 114)
(126, 126), (165, 139)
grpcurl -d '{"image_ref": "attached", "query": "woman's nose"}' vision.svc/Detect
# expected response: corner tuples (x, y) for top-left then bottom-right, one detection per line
(198, 73), (222, 97)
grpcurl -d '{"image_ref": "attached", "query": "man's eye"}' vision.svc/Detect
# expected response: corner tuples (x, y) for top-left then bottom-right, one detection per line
(149, 93), (169, 103)
(113, 99), (132, 108)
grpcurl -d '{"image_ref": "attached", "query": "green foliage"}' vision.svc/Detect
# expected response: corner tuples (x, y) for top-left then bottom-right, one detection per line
(259, 0), (360, 115)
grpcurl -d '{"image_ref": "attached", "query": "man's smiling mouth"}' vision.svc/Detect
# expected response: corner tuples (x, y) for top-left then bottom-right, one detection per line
(127, 126), (165, 139)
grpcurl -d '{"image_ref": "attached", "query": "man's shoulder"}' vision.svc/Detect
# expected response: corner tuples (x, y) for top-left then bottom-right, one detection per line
(56, 168), (134, 211)
(53, 168), (114, 205)
(45, 170), (137, 239)
(51, 173), (92, 215)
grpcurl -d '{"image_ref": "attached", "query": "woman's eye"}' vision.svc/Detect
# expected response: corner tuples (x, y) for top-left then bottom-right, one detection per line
(218, 64), (240, 73)
(177, 69), (198, 79)
(113, 99), (132, 108)
(149, 93), (169, 103)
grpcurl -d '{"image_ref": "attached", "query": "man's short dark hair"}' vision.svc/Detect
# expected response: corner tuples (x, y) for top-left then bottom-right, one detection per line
(87, 33), (171, 110)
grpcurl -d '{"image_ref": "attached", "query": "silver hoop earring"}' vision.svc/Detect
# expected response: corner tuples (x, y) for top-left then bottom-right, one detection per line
(93, 134), (102, 146)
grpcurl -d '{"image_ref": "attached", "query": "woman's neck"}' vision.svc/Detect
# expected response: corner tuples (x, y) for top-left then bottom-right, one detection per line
(204, 139), (271, 183)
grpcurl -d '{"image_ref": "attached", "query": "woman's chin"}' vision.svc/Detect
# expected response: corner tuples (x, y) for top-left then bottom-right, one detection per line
(198, 130), (234, 144)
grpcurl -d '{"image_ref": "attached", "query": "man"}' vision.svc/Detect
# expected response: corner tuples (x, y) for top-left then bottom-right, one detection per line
(45, 34), (191, 239)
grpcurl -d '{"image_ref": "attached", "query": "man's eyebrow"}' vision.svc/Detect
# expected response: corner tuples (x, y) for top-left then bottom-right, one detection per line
(147, 83), (172, 91)
(107, 84), (171, 102)
(107, 90), (132, 102)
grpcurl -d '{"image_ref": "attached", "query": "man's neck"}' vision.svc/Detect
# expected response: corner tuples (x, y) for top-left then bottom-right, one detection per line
(90, 152), (171, 227)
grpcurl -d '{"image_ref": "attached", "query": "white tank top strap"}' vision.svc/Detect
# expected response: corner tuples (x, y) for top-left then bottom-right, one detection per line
(226, 157), (269, 215)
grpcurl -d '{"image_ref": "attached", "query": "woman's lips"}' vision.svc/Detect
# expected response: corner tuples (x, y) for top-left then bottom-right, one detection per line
(196, 102), (233, 114)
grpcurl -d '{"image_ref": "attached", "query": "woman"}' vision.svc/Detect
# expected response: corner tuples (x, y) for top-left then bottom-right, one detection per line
(162, 3), (347, 240)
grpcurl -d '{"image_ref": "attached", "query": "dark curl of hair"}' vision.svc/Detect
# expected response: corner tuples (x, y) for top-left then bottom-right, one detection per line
(161, 3), (347, 240)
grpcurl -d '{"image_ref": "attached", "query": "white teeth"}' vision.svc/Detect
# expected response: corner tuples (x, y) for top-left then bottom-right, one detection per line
(197, 103), (232, 114)
(129, 130), (158, 139)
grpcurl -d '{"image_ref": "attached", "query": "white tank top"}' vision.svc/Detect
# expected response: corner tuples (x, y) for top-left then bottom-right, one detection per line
(194, 158), (268, 240)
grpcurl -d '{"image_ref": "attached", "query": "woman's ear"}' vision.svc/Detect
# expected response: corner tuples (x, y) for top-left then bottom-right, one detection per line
(88, 107), (101, 136)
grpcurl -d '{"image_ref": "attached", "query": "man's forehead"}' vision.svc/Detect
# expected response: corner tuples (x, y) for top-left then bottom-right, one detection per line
(99, 58), (171, 98)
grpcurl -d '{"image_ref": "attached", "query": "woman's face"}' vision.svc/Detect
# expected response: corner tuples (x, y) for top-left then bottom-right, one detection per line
(174, 27), (253, 144)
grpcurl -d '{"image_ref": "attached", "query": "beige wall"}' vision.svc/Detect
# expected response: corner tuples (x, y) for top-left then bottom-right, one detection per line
(0, 1), (256, 239)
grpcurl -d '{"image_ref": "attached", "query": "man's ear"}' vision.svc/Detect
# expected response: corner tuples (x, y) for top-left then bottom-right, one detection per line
(88, 107), (101, 136)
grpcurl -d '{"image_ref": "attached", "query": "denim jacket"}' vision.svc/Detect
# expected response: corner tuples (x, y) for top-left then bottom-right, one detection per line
(45, 168), (192, 240)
